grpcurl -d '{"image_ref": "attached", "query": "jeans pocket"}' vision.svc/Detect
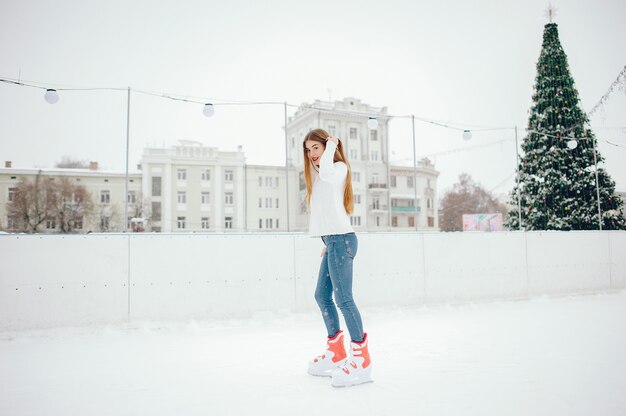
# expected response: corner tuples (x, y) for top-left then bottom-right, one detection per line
(343, 235), (358, 258)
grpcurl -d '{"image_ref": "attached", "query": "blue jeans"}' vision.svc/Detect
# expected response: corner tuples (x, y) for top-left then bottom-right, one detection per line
(315, 232), (364, 343)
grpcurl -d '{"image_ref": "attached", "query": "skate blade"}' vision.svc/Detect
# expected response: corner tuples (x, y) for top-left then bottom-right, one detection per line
(331, 378), (374, 388)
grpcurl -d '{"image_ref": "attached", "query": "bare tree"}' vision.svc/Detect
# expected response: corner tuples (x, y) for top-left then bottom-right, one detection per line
(55, 156), (89, 169)
(439, 173), (509, 232)
(6, 172), (55, 233)
(49, 178), (95, 233)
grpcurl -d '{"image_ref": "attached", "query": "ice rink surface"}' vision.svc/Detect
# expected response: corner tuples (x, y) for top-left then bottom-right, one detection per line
(2, 291), (625, 416)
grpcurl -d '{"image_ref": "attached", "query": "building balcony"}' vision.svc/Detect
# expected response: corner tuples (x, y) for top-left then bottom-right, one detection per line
(369, 204), (388, 212)
(368, 183), (387, 192)
(391, 206), (421, 213)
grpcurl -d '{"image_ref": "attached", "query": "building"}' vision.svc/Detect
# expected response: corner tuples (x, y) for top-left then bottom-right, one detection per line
(286, 97), (439, 231)
(1, 98), (439, 233)
(0, 161), (142, 233)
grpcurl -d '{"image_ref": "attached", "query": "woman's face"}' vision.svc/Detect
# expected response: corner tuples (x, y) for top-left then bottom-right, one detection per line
(304, 139), (325, 167)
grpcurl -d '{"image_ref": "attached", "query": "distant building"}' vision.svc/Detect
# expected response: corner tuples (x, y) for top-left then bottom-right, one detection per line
(1, 98), (440, 233)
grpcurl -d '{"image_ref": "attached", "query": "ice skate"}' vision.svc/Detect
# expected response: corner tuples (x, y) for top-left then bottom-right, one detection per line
(331, 333), (372, 387)
(308, 330), (348, 377)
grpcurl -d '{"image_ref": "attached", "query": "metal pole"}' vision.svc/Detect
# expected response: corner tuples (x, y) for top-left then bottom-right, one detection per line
(411, 115), (419, 231)
(284, 102), (291, 231)
(592, 135), (602, 230)
(124, 86), (131, 232)
(514, 126), (522, 230)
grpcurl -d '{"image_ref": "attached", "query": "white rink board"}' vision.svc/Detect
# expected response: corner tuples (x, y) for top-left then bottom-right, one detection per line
(422, 232), (528, 303)
(1, 231), (624, 330)
(526, 232), (611, 295)
(128, 233), (296, 320)
(0, 234), (129, 329)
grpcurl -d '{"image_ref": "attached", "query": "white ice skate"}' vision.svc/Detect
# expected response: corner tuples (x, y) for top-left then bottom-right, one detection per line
(331, 333), (372, 387)
(308, 330), (348, 377)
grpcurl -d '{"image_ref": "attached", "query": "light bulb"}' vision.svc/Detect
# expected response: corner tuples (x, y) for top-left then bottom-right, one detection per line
(367, 117), (378, 130)
(203, 103), (215, 117)
(44, 89), (59, 104)
(462, 130), (472, 141)
(567, 139), (578, 150)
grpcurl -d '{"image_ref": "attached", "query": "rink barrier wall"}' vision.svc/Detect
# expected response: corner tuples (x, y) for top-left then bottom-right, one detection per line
(1, 231), (625, 330)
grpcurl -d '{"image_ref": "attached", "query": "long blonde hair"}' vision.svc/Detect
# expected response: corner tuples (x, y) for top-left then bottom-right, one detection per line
(302, 128), (354, 214)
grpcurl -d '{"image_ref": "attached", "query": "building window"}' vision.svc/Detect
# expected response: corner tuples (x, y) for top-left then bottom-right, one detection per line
(265, 198), (272, 208)
(407, 176), (414, 188)
(151, 177), (162, 197)
(372, 173), (379, 184)
(275, 177), (279, 187)
(427, 198), (433, 209)
(370, 130), (378, 141)
(7, 217), (16, 229)
(259, 219), (263, 229)
(376, 216), (380, 227)
(127, 191), (137, 204)
(224, 170), (234, 182)
(8, 187), (16, 202)
(408, 216), (415, 227)
(390, 176), (396, 187)
(258, 198), (262, 208)
(371, 151), (378, 161)
(201, 217), (210, 229)
(202, 169), (211, 181)
(428, 216), (435, 227)
(275, 198), (279, 209)
(372, 196), (380, 210)
(258, 177), (263, 187)
(100, 190), (110, 204)
(225, 192), (233, 205)
(427, 178), (431, 188)
(177, 191), (186, 204)
(151, 202), (161, 221)
(391, 216), (398, 227)
(177, 216), (186, 229)
(350, 127), (357, 139)
(354, 194), (361, 204)
(225, 217), (233, 229)
(266, 218), (273, 228)
(46, 217), (56, 230)
(352, 172), (360, 182)
(201, 192), (210, 205)
(276, 219), (279, 229)
(328, 125), (336, 136)
(350, 216), (361, 226)
(100, 216), (109, 230)
(350, 149), (357, 160)
(177, 169), (187, 181)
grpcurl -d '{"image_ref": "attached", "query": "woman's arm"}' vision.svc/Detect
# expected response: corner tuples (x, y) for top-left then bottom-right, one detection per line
(318, 140), (347, 183)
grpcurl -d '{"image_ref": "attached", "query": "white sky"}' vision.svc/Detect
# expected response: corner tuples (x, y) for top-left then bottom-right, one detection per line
(1, 0), (624, 194)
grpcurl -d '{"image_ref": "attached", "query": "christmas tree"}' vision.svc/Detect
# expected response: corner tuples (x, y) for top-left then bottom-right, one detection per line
(506, 22), (626, 231)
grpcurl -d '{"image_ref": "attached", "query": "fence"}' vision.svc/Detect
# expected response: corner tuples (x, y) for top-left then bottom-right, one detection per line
(1, 231), (625, 330)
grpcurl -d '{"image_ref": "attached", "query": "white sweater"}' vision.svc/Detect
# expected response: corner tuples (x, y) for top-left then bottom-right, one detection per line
(308, 141), (355, 237)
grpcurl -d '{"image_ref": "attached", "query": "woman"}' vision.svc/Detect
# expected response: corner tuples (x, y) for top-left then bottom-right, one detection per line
(303, 128), (372, 388)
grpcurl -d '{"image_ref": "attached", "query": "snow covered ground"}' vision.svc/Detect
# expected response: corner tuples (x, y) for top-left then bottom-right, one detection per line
(1, 291), (625, 416)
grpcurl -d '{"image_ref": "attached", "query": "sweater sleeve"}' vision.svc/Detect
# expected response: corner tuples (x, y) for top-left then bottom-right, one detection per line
(318, 141), (347, 184)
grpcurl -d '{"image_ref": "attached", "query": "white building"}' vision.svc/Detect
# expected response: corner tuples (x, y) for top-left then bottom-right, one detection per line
(140, 141), (246, 232)
(0, 161), (142, 233)
(286, 97), (439, 231)
(1, 98), (439, 233)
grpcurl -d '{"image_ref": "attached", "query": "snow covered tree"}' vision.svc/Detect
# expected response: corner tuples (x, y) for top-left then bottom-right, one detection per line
(507, 23), (626, 231)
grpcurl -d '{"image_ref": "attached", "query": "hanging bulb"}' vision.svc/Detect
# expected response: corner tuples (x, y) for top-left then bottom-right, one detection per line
(567, 140), (578, 150)
(44, 89), (59, 104)
(462, 130), (472, 141)
(203, 103), (215, 117)
(366, 117), (378, 130)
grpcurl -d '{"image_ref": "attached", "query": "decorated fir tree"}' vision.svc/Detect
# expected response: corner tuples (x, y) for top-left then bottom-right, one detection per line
(506, 22), (626, 231)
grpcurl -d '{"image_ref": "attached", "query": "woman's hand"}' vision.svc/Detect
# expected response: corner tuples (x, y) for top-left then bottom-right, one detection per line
(326, 135), (339, 145)
(321, 246), (326, 257)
